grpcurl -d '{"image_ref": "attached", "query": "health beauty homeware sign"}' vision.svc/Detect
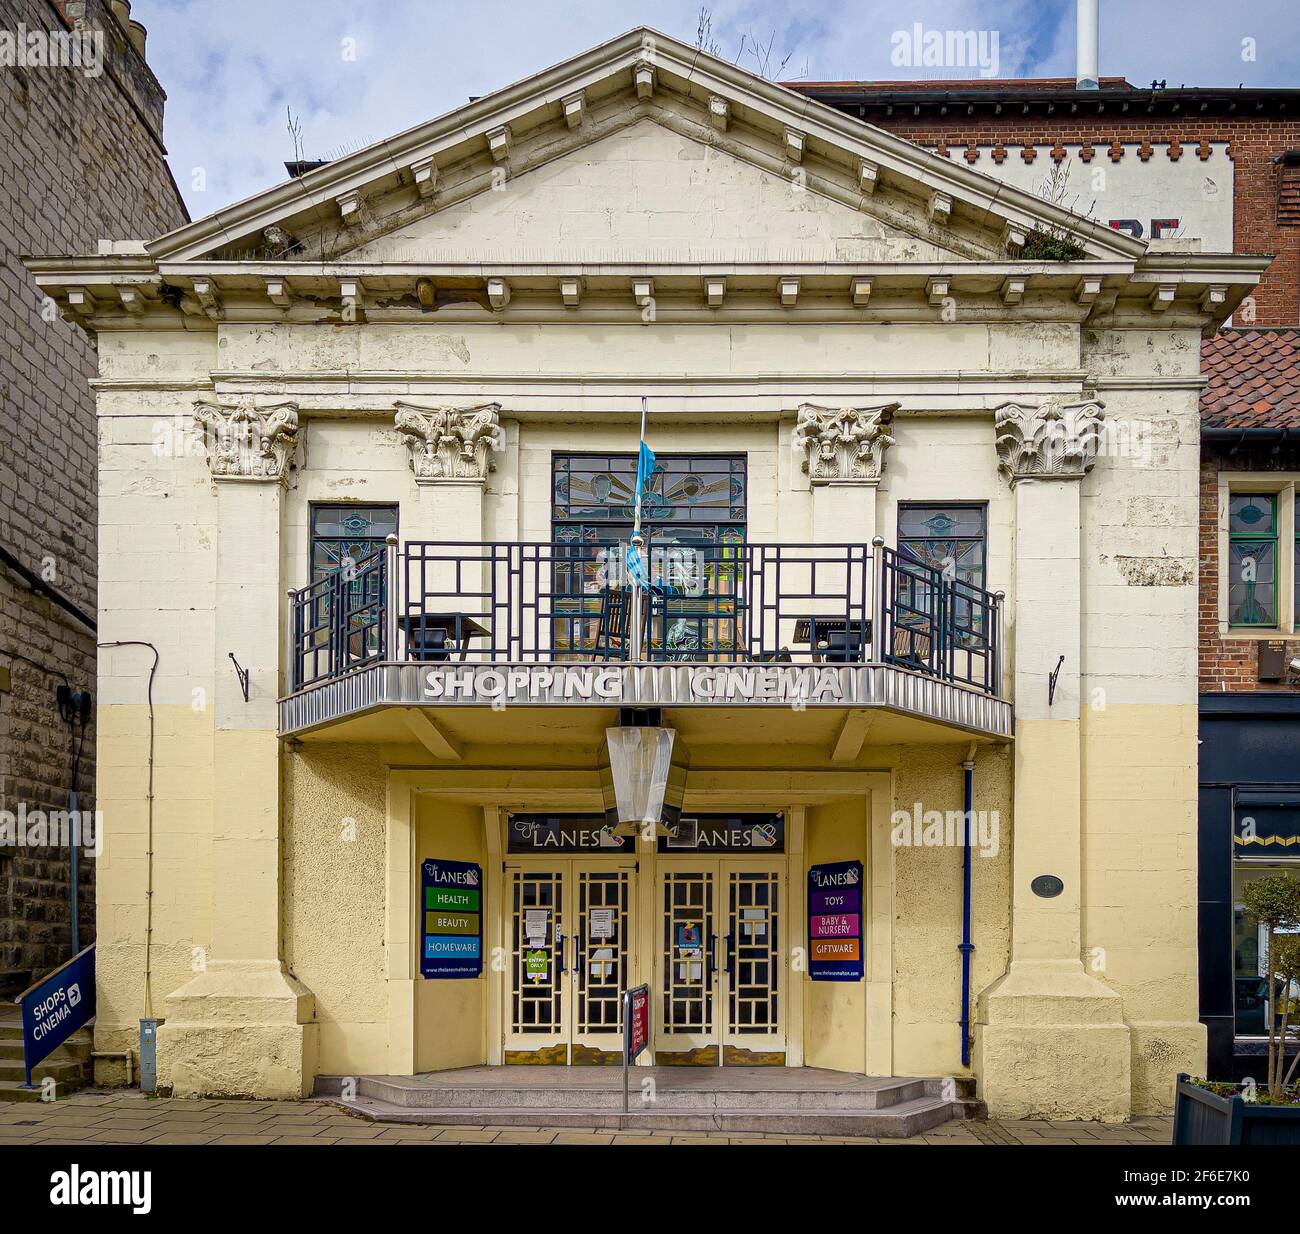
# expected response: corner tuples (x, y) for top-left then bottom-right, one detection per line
(807, 860), (863, 981)
(421, 858), (483, 979)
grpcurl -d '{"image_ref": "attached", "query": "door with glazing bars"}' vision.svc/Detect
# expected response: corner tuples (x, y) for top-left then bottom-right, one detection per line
(503, 862), (635, 1064)
(656, 860), (786, 1065)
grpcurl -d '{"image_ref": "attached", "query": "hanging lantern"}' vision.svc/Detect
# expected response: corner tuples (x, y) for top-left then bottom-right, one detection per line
(598, 725), (689, 837)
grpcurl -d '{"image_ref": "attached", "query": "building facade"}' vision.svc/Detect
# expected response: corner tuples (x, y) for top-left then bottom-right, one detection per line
(0, 0), (187, 995)
(29, 29), (1265, 1118)
(796, 72), (1300, 1086)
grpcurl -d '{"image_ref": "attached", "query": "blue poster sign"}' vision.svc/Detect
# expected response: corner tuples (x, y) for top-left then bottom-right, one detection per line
(19, 945), (95, 1086)
(421, 859), (483, 979)
(808, 861), (863, 982)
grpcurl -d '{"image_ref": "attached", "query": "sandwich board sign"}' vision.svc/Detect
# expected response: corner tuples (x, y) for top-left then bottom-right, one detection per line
(421, 859), (483, 979)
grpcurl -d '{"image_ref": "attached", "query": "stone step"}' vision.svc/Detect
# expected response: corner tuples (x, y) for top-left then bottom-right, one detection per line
(0, 1028), (93, 1060)
(317, 1093), (963, 1137)
(0, 1055), (85, 1084)
(316, 1073), (935, 1112)
(0, 1075), (84, 1103)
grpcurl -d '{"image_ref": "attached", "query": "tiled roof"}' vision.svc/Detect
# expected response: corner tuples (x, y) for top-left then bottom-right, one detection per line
(1201, 329), (1300, 429)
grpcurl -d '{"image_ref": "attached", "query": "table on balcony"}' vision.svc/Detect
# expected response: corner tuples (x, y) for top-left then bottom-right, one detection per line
(404, 613), (491, 662)
(793, 617), (872, 663)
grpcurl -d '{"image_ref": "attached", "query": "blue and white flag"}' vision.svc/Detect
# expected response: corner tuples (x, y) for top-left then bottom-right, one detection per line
(625, 539), (650, 590)
(633, 439), (656, 517)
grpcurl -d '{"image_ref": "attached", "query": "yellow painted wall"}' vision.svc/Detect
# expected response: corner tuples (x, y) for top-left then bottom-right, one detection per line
(802, 797), (867, 1072)
(887, 743), (1013, 1079)
(282, 744), (389, 1074)
(414, 795), (488, 1070)
(1081, 702), (1203, 1113)
(93, 703), (215, 1080)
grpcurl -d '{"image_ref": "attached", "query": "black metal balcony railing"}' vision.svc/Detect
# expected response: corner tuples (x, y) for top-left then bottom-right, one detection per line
(287, 539), (1004, 697)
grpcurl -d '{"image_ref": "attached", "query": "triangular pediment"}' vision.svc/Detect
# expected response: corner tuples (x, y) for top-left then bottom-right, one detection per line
(146, 28), (1144, 268)
(343, 117), (956, 265)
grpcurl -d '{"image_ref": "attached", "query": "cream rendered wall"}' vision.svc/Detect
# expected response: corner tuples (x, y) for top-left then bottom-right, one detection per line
(93, 328), (221, 1079)
(802, 797), (867, 1072)
(886, 744), (1013, 1078)
(1078, 326), (1205, 1113)
(413, 796), (486, 1071)
(282, 745), (389, 1074)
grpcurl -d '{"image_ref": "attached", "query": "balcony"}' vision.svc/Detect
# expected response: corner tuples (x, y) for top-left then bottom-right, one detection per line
(279, 539), (1012, 740)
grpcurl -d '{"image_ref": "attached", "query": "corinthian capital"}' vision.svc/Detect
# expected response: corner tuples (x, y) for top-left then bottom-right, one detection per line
(994, 398), (1105, 481)
(792, 402), (899, 484)
(193, 395), (300, 482)
(394, 400), (503, 483)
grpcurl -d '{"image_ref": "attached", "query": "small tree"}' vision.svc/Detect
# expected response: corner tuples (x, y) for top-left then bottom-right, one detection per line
(1242, 872), (1300, 1099)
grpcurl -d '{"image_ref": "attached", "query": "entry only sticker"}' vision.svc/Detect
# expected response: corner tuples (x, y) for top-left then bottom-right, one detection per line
(807, 860), (863, 982)
(421, 859), (483, 979)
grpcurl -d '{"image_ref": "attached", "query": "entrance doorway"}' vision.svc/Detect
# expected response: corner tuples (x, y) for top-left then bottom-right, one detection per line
(503, 859), (636, 1064)
(656, 858), (787, 1064)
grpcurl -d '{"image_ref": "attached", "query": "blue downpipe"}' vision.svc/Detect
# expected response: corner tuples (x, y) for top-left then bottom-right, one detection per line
(959, 759), (975, 1068)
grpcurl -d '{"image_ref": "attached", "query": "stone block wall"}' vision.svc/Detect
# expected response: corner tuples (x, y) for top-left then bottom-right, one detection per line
(0, 0), (186, 992)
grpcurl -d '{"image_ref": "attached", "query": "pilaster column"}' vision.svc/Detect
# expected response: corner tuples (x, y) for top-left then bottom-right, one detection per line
(975, 398), (1131, 1120)
(157, 395), (316, 1099)
(793, 402), (897, 544)
(394, 400), (502, 541)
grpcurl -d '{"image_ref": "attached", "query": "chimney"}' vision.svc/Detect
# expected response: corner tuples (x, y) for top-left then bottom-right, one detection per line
(1076, 0), (1099, 90)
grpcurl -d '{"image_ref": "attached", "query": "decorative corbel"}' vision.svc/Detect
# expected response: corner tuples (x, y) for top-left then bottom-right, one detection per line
(994, 398), (1106, 482)
(793, 402), (900, 484)
(394, 401), (504, 483)
(192, 395), (300, 482)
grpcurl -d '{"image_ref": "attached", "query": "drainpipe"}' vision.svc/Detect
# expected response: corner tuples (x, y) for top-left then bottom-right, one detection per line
(959, 743), (977, 1067)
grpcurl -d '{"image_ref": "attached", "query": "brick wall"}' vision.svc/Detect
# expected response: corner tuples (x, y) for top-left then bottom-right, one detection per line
(0, 0), (187, 992)
(857, 112), (1300, 326)
(1198, 448), (1300, 692)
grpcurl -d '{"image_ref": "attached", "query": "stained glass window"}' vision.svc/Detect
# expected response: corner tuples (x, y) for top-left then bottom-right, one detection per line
(552, 454), (746, 658)
(1228, 493), (1277, 627)
(311, 504), (398, 581)
(898, 504), (986, 589)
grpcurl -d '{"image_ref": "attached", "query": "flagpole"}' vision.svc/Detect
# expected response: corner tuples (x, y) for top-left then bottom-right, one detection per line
(630, 397), (648, 663)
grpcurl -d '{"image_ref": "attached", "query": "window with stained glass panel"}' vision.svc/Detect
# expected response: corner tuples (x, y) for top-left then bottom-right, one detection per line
(310, 504), (398, 581)
(898, 504), (987, 587)
(1227, 493), (1278, 628)
(552, 454), (746, 658)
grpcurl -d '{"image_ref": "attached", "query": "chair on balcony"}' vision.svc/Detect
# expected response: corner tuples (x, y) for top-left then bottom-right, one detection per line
(590, 586), (637, 660)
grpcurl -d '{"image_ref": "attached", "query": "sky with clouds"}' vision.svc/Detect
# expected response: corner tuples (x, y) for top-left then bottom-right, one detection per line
(130, 0), (1300, 217)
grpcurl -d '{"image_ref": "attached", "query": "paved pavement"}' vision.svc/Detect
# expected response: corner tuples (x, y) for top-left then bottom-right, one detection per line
(0, 1089), (1174, 1144)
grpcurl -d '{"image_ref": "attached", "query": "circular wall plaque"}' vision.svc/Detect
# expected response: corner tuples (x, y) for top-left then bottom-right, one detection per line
(1031, 875), (1064, 898)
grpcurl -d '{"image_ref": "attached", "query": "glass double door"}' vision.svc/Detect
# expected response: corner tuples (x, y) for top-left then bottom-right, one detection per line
(504, 861), (635, 1064)
(656, 860), (786, 1065)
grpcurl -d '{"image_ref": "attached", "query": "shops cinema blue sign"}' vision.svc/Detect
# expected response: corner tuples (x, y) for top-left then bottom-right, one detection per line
(421, 859), (483, 979)
(19, 945), (95, 1086)
(808, 861), (863, 982)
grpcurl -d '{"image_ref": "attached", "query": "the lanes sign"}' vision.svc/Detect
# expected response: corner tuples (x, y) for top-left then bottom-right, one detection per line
(808, 860), (864, 982)
(421, 859), (483, 979)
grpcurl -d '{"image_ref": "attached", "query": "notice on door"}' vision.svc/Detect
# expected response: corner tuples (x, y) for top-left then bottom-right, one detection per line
(421, 858), (483, 979)
(808, 860), (863, 982)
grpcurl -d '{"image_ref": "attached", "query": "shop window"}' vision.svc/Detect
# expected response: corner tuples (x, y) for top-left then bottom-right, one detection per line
(1233, 861), (1300, 1037)
(1228, 493), (1278, 627)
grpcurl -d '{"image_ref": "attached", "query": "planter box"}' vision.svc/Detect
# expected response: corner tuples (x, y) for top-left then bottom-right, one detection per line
(1173, 1073), (1300, 1145)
